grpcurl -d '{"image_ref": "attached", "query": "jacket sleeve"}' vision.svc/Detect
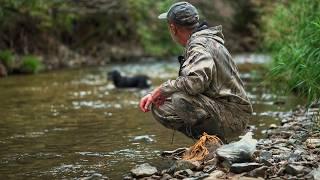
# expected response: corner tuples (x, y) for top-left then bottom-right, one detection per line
(160, 46), (216, 96)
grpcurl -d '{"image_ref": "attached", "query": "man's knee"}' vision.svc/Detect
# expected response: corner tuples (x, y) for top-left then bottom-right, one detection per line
(150, 104), (184, 130)
(171, 92), (209, 123)
(171, 92), (193, 111)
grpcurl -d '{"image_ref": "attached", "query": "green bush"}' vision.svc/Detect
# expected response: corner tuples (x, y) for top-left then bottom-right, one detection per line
(263, 0), (320, 102)
(0, 50), (14, 68)
(21, 55), (43, 74)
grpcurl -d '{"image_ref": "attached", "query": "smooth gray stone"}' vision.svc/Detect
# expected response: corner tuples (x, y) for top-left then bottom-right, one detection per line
(285, 164), (304, 176)
(248, 166), (269, 178)
(130, 163), (157, 177)
(230, 163), (263, 173)
(310, 167), (320, 180)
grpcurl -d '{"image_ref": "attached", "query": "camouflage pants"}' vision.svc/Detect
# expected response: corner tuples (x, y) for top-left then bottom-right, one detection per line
(151, 92), (250, 141)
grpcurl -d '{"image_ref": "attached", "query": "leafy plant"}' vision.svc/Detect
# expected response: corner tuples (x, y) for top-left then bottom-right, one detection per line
(263, 0), (320, 103)
(0, 50), (14, 68)
(21, 55), (43, 74)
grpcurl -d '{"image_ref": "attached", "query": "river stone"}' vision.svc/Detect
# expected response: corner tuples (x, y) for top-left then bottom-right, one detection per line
(173, 169), (193, 179)
(130, 163), (157, 177)
(285, 164), (304, 175)
(238, 177), (264, 180)
(310, 167), (320, 180)
(288, 152), (302, 163)
(81, 173), (105, 180)
(204, 170), (225, 180)
(172, 160), (200, 172)
(230, 163), (263, 173)
(248, 166), (268, 178)
(160, 173), (172, 180)
(259, 151), (272, 161)
(216, 133), (257, 165)
(306, 138), (320, 148)
(269, 124), (277, 129)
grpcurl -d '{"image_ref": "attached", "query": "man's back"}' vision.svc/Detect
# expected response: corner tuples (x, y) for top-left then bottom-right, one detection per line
(185, 26), (252, 110)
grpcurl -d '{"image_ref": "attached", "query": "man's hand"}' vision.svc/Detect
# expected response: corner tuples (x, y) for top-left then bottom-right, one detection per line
(139, 87), (166, 112)
(139, 94), (152, 112)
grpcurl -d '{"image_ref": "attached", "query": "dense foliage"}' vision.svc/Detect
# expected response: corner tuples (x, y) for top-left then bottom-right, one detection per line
(263, 0), (320, 102)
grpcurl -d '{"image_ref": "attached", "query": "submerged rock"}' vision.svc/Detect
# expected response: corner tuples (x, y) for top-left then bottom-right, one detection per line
(132, 135), (155, 143)
(130, 163), (157, 177)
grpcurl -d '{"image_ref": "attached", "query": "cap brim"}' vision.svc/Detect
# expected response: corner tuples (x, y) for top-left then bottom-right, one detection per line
(158, 12), (168, 20)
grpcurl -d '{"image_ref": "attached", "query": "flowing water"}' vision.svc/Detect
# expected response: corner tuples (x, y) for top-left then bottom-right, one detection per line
(0, 54), (303, 179)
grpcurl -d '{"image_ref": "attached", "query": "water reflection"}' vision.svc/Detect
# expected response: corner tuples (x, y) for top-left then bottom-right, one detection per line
(0, 54), (303, 179)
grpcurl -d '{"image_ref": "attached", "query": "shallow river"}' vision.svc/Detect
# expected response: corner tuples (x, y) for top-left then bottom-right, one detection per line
(0, 54), (303, 179)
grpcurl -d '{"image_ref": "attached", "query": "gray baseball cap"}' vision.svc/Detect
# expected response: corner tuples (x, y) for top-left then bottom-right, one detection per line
(158, 1), (199, 27)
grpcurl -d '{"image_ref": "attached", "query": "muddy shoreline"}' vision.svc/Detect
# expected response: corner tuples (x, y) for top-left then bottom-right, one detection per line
(125, 105), (320, 180)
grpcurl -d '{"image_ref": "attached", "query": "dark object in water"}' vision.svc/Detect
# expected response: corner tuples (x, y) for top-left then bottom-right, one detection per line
(107, 70), (151, 89)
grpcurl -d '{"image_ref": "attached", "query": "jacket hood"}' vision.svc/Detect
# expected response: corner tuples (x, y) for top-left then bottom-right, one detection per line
(190, 25), (225, 45)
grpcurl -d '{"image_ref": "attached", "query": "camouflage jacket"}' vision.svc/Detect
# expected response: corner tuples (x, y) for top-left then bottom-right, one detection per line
(160, 25), (252, 114)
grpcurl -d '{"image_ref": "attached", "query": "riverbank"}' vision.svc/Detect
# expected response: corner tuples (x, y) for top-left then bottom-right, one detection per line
(126, 104), (320, 179)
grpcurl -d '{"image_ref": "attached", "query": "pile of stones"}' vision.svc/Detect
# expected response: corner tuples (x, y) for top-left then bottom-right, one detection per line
(126, 106), (320, 180)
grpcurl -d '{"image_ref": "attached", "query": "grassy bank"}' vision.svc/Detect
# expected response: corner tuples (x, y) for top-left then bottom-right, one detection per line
(262, 0), (320, 103)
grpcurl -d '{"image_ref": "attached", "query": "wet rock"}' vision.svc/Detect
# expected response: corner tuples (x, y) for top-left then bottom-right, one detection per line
(269, 124), (278, 129)
(248, 166), (268, 178)
(259, 150), (272, 161)
(130, 163), (157, 177)
(150, 175), (161, 179)
(160, 173), (172, 180)
(123, 175), (132, 180)
(204, 170), (225, 180)
(273, 144), (291, 152)
(171, 160), (201, 172)
(310, 167), (320, 180)
(81, 173), (106, 180)
(285, 164), (305, 176)
(230, 163), (263, 173)
(161, 147), (187, 159)
(258, 151), (273, 166)
(173, 169), (193, 178)
(306, 138), (320, 148)
(281, 119), (289, 125)
(203, 165), (216, 173)
(238, 177), (264, 180)
(132, 135), (155, 143)
(288, 153), (302, 163)
(217, 132), (257, 164)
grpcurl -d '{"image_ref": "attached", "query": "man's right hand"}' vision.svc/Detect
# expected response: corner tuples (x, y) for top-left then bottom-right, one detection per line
(139, 87), (166, 112)
(139, 94), (153, 112)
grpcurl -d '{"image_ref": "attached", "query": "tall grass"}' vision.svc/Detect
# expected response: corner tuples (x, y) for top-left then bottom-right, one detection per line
(262, 0), (320, 103)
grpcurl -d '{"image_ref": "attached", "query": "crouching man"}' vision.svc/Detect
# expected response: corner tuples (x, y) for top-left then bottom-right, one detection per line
(139, 2), (252, 141)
